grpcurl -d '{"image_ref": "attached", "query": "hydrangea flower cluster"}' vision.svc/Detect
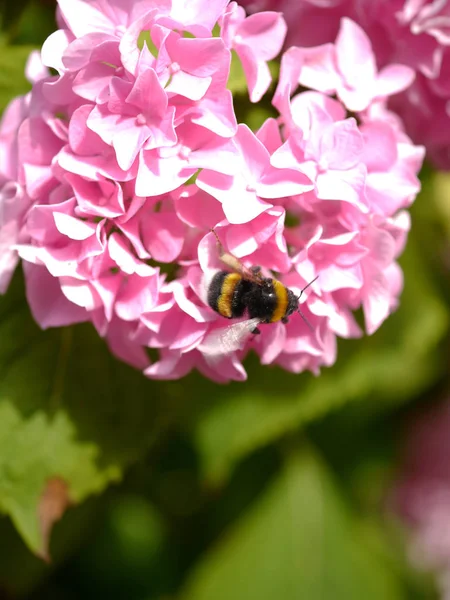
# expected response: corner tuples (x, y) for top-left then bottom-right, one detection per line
(240, 0), (450, 169)
(0, 0), (424, 382)
(391, 397), (450, 599)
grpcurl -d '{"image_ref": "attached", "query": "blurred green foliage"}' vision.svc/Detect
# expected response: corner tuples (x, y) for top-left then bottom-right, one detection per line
(0, 2), (449, 599)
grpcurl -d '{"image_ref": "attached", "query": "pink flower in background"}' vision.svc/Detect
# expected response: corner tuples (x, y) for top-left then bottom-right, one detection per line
(391, 397), (450, 599)
(295, 18), (415, 112)
(0, 0), (424, 382)
(240, 0), (450, 170)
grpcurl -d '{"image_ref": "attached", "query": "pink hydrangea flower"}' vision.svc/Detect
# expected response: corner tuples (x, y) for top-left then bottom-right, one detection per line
(391, 397), (450, 598)
(0, 1), (424, 382)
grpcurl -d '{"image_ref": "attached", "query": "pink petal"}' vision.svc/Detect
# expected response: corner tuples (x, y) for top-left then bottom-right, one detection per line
(199, 351), (248, 383)
(290, 92), (346, 135)
(316, 165), (367, 212)
(41, 29), (72, 72)
(297, 44), (338, 94)
(236, 44), (271, 103)
(169, 317), (208, 351)
(361, 121), (398, 172)
(53, 212), (97, 240)
(106, 317), (150, 369)
(62, 34), (116, 71)
(73, 58), (119, 101)
(257, 167), (313, 198)
(171, 37), (229, 77)
(113, 119), (154, 171)
(136, 150), (196, 196)
(319, 263), (363, 292)
(70, 105), (108, 155)
(24, 263), (88, 329)
(0, 222), (20, 293)
(141, 211), (185, 262)
(90, 272), (123, 322)
(171, 279), (214, 323)
(58, 0), (122, 37)
(197, 170), (272, 224)
(184, 134), (241, 175)
(237, 12), (286, 61)
(58, 145), (133, 183)
(119, 8), (164, 75)
(115, 274), (160, 320)
(362, 270), (391, 335)
(376, 64), (416, 98)
(22, 164), (56, 201)
(189, 90), (238, 137)
(236, 123), (270, 180)
(366, 171), (421, 215)
(365, 228), (397, 268)
(144, 349), (195, 379)
(273, 46), (304, 114)
(170, 0), (230, 33)
(320, 119), (364, 170)
(259, 321), (286, 364)
(335, 18), (376, 88)
(336, 84), (373, 112)
(108, 233), (155, 276)
(25, 50), (49, 84)
(166, 70), (211, 101)
(174, 185), (225, 230)
(126, 67), (167, 116)
(67, 174), (126, 218)
(256, 118), (283, 154)
(60, 276), (102, 311)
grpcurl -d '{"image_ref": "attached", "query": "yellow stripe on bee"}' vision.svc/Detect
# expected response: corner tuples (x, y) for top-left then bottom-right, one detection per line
(270, 279), (289, 323)
(217, 273), (242, 318)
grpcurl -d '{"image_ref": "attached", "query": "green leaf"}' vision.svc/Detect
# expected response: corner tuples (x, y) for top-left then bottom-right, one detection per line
(227, 54), (280, 98)
(0, 403), (117, 557)
(430, 172), (450, 238)
(227, 50), (248, 96)
(1, 0), (56, 46)
(181, 447), (404, 600)
(0, 0), (30, 34)
(0, 272), (188, 557)
(192, 234), (449, 484)
(0, 42), (34, 113)
(0, 493), (103, 596)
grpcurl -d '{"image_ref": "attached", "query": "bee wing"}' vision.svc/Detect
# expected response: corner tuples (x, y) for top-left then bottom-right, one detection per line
(199, 318), (261, 359)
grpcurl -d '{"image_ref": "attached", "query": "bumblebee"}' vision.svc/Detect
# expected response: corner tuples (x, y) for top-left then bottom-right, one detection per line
(207, 269), (300, 334)
(200, 229), (318, 358)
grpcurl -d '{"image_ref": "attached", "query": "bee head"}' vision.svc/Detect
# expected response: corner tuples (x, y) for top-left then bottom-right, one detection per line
(286, 287), (299, 317)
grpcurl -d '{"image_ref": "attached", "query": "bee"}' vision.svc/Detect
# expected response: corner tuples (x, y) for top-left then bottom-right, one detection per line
(200, 229), (318, 358)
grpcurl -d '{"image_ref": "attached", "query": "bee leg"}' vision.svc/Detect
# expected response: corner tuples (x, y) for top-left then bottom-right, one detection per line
(282, 317), (289, 324)
(210, 228), (246, 275)
(250, 266), (262, 276)
(251, 327), (261, 335)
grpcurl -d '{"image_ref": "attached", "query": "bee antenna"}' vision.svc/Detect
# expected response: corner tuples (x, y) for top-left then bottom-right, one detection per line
(297, 307), (315, 332)
(296, 275), (319, 301)
(296, 275), (319, 332)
